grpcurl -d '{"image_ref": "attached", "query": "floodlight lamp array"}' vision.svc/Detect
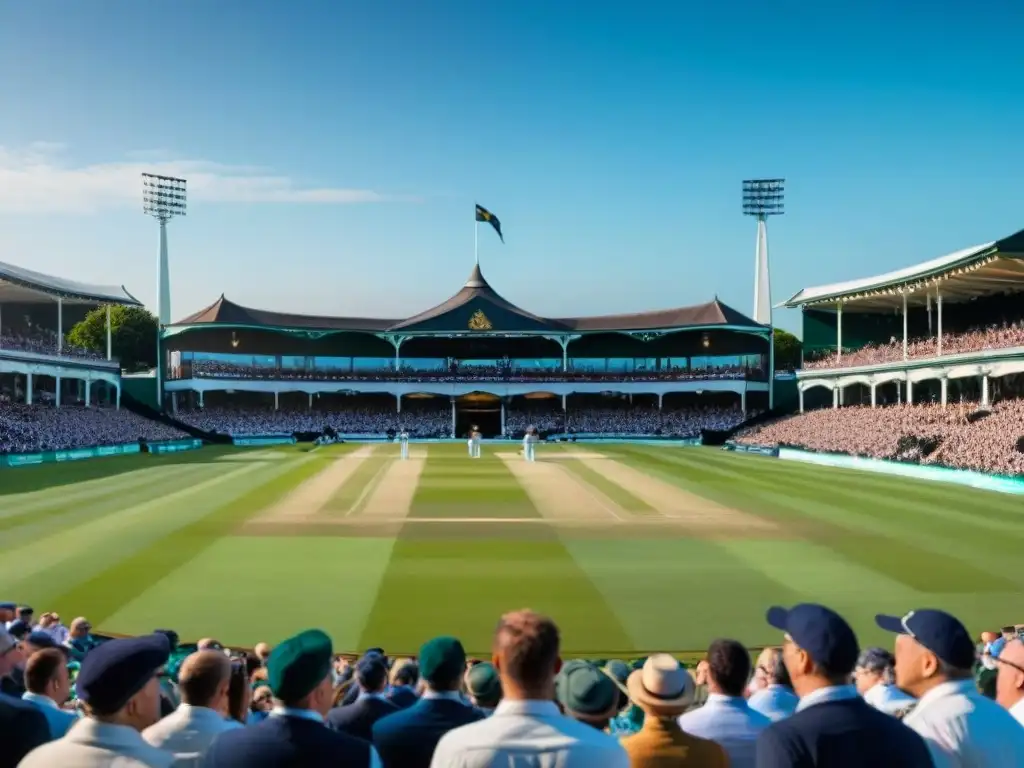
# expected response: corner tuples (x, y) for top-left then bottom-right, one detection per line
(742, 178), (785, 217)
(142, 173), (187, 221)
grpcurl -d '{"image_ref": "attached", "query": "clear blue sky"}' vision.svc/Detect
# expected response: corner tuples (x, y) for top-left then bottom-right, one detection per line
(1, 1), (1022, 336)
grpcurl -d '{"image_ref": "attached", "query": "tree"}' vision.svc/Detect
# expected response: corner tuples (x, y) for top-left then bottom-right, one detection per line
(68, 305), (158, 372)
(772, 328), (802, 371)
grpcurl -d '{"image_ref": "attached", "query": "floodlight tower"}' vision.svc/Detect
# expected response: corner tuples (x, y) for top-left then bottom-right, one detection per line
(142, 173), (187, 407)
(743, 178), (784, 411)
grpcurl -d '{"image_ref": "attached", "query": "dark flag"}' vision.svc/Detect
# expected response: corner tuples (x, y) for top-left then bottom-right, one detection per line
(475, 203), (504, 243)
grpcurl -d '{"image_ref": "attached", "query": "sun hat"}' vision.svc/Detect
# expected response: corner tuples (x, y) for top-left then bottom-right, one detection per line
(557, 661), (618, 722)
(625, 654), (695, 712)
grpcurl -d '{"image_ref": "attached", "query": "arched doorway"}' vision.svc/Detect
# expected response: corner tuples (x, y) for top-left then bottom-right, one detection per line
(455, 392), (502, 437)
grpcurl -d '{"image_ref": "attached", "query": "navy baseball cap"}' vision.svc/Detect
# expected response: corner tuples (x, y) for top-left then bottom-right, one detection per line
(767, 603), (860, 675)
(876, 609), (975, 670)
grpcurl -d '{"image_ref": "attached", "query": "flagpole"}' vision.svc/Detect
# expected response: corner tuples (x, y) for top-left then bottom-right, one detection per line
(474, 219), (479, 266)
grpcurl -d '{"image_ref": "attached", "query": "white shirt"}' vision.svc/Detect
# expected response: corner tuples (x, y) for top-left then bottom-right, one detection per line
(747, 684), (799, 722)
(678, 693), (770, 768)
(904, 679), (1024, 768)
(143, 704), (242, 767)
(430, 699), (629, 768)
(1010, 699), (1024, 728)
(862, 682), (917, 716)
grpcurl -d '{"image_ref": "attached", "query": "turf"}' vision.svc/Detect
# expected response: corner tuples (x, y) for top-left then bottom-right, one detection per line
(3, 441), (1023, 656)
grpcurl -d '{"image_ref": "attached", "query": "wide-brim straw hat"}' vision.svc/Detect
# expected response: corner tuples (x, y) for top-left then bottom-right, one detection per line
(626, 654), (695, 712)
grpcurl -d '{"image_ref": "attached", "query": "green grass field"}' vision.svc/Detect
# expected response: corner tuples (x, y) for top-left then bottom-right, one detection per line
(3, 442), (1020, 656)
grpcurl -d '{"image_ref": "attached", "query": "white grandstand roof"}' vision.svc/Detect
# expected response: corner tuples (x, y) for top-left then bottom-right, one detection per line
(0, 260), (141, 306)
(782, 228), (1024, 312)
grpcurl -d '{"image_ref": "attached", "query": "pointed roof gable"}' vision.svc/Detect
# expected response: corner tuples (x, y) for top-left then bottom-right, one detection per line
(387, 265), (564, 332)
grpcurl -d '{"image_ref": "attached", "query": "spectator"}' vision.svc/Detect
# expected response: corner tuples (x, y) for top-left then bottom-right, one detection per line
(556, 660), (619, 731)
(465, 661), (502, 715)
(22, 648), (76, 739)
(387, 658), (419, 709)
(602, 660), (642, 737)
(0, 627), (25, 698)
(32, 613), (68, 646)
(995, 639), (1024, 725)
(143, 650), (241, 764)
(0, 603), (16, 627)
(755, 603), (934, 768)
(225, 657), (251, 726)
(19, 634), (174, 768)
(429, 610), (628, 767)
(64, 616), (97, 663)
(248, 684), (273, 724)
(748, 647), (799, 722)
(0, 628), (50, 768)
(878, 608), (1024, 766)
(620, 653), (727, 767)
(326, 655), (398, 741)
(203, 629), (379, 768)
(374, 636), (481, 768)
(678, 638), (770, 768)
(853, 647), (916, 717)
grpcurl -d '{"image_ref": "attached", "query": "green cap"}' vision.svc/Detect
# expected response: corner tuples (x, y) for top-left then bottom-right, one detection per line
(557, 660), (618, 721)
(419, 636), (466, 685)
(466, 661), (502, 705)
(267, 629), (333, 702)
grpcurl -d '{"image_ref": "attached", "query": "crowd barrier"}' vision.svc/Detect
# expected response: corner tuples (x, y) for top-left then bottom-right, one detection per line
(1, 443), (141, 467)
(230, 435), (298, 446)
(146, 439), (204, 455)
(721, 442), (780, 458)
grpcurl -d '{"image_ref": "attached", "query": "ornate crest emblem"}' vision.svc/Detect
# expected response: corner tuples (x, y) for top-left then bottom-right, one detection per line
(468, 309), (493, 331)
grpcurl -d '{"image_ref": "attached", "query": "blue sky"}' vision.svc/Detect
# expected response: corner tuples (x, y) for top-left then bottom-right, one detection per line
(1, 1), (1022, 336)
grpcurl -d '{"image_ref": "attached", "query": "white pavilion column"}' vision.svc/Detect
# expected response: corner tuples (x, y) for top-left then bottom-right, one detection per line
(798, 387), (804, 413)
(308, 392), (313, 410)
(940, 377), (948, 407)
(907, 379), (914, 405)
(55, 376), (62, 408)
(561, 338), (569, 372)
(836, 303), (843, 363)
(657, 392), (664, 411)
(26, 372), (33, 405)
(84, 379), (92, 407)
(870, 383), (877, 408)
(274, 391), (279, 410)
(902, 293), (909, 360)
(115, 383), (121, 410)
(450, 397), (456, 436)
(57, 298), (63, 353)
(500, 401), (506, 435)
(172, 392), (179, 414)
(106, 305), (113, 360)
(396, 394), (402, 413)
(832, 388), (839, 409)
(982, 375), (990, 407)
(937, 290), (943, 356)
(740, 389), (747, 415)
(198, 390), (205, 408)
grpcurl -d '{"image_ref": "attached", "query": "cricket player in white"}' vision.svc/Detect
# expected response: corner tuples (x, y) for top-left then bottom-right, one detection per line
(471, 428), (482, 459)
(399, 428), (410, 460)
(523, 426), (537, 462)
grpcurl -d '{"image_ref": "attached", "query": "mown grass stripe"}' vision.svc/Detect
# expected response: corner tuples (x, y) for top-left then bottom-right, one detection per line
(47, 454), (330, 624)
(321, 456), (392, 516)
(558, 459), (657, 514)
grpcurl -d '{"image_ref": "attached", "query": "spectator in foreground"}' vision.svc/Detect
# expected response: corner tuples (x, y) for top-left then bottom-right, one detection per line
(556, 660), (619, 731)
(20, 634), (174, 768)
(374, 636), (481, 768)
(387, 658), (419, 709)
(878, 608), (1024, 766)
(22, 648), (76, 739)
(0, 629), (50, 768)
(326, 654), (398, 741)
(756, 603), (934, 768)
(143, 650), (241, 763)
(995, 638), (1024, 725)
(429, 610), (628, 767)
(603, 660), (643, 737)
(678, 638), (770, 768)
(748, 647), (799, 722)
(465, 661), (502, 715)
(202, 629), (379, 768)
(620, 653), (727, 767)
(64, 617), (97, 663)
(853, 647), (916, 717)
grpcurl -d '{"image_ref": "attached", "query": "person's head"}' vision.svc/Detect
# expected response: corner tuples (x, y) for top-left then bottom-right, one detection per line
(706, 639), (751, 697)
(556, 661), (618, 730)
(267, 629), (335, 717)
(692, 659), (710, 686)
(251, 684), (274, 713)
(69, 617), (92, 639)
(854, 648), (896, 695)
(356, 656), (388, 694)
(25, 648), (70, 705)
(625, 654), (695, 718)
(0, 603), (15, 624)
(766, 604), (860, 698)
(178, 650), (232, 714)
(196, 638), (223, 652)
(227, 658), (250, 723)
(492, 610), (560, 700)
(390, 658), (418, 688)
(981, 631), (999, 646)
(876, 610), (975, 699)
(465, 661), (503, 709)
(994, 638), (1024, 712)
(0, 629), (25, 678)
(17, 606), (33, 624)
(22, 631), (58, 657)
(1002, 626), (1017, 641)
(602, 660), (632, 712)
(419, 636), (468, 693)
(76, 634), (171, 731)
(254, 643), (272, 663)
(758, 647), (791, 689)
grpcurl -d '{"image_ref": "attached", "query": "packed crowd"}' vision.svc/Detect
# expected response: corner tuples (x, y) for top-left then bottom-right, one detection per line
(805, 321), (1024, 370)
(176, 405), (452, 437)
(0, 329), (107, 362)
(567, 405), (750, 436)
(4, 602), (1024, 768)
(187, 358), (761, 382)
(0, 404), (188, 455)
(735, 399), (1024, 475)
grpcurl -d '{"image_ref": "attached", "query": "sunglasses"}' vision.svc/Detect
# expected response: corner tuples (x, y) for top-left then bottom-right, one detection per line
(994, 656), (1024, 676)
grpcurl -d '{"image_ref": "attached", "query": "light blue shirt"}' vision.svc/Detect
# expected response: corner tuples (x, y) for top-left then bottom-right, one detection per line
(863, 683), (917, 716)
(796, 684), (859, 712)
(678, 693), (771, 768)
(747, 684), (799, 722)
(22, 692), (78, 738)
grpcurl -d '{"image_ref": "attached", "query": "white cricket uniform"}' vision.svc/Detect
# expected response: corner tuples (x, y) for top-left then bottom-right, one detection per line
(522, 434), (533, 461)
(467, 437), (474, 457)
(399, 431), (409, 459)
(472, 432), (482, 458)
